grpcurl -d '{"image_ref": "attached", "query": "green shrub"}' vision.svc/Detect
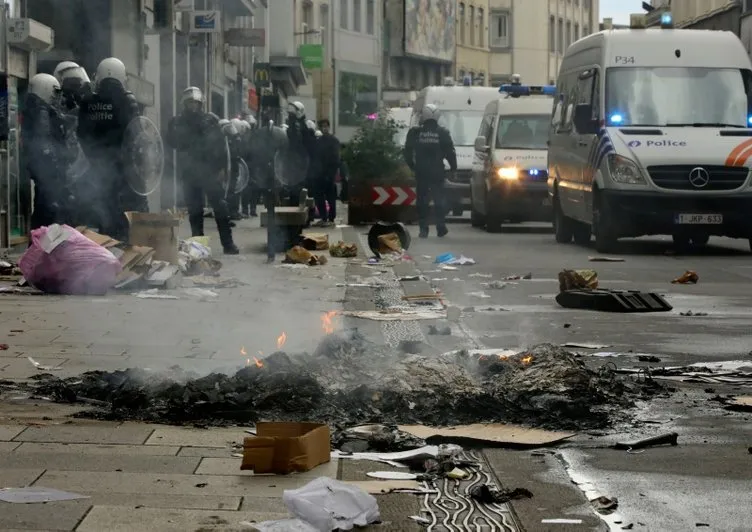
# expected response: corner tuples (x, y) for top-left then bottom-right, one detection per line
(343, 109), (413, 181)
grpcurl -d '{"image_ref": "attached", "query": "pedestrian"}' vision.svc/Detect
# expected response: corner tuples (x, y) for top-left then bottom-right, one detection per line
(166, 86), (239, 255)
(314, 119), (340, 226)
(77, 57), (146, 240)
(404, 103), (457, 238)
(22, 74), (71, 231)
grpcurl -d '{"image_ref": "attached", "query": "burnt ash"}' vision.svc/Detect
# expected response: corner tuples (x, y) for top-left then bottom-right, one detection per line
(16, 333), (667, 430)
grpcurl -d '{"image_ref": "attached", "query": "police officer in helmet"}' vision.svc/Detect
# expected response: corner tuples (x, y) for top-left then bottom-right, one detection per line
(53, 61), (91, 113)
(166, 87), (239, 255)
(284, 101), (317, 208)
(404, 103), (457, 238)
(77, 57), (146, 239)
(23, 73), (72, 231)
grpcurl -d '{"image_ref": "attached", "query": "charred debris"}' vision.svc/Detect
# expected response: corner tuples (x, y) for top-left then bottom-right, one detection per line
(12, 332), (667, 430)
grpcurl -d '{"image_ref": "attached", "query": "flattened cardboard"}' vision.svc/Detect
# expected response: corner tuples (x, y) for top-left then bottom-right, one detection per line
(399, 424), (575, 448)
(127, 212), (180, 265)
(241, 422), (330, 474)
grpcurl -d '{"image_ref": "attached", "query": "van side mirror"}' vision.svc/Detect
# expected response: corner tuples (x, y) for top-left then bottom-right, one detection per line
(474, 136), (489, 152)
(573, 104), (598, 134)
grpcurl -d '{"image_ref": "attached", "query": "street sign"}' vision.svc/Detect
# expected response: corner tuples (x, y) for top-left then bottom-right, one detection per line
(225, 28), (265, 47)
(371, 186), (417, 206)
(189, 10), (221, 33)
(298, 44), (323, 70)
(253, 63), (271, 88)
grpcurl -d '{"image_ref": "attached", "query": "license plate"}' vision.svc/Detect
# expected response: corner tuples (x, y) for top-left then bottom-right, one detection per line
(675, 214), (723, 224)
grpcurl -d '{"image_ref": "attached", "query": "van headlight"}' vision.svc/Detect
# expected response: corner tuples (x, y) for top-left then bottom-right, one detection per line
(496, 167), (519, 180)
(607, 154), (645, 184)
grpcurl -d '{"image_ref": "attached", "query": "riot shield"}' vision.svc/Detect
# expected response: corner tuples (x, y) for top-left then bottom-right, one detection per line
(234, 157), (250, 194)
(121, 116), (164, 196)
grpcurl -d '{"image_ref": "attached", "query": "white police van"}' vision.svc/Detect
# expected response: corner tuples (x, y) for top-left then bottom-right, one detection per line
(412, 77), (502, 215)
(470, 83), (555, 232)
(548, 17), (752, 252)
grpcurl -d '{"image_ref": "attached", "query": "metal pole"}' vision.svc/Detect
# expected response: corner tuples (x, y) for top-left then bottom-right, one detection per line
(172, 30), (177, 211)
(266, 123), (276, 263)
(2, 4), (9, 248)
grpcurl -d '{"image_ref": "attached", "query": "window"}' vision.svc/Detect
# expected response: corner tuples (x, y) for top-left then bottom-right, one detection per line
(496, 114), (551, 150)
(469, 5), (475, 46)
(745, 0), (752, 12)
(353, 0), (361, 31)
(459, 3), (465, 44)
(574, 23), (579, 41)
(558, 18), (563, 54)
(340, 0), (348, 29)
(459, 68), (466, 80)
(478, 8), (484, 47)
(302, 3), (313, 42)
(490, 12), (509, 48)
(549, 16), (555, 52)
(584, 0), (590, 8)
(438, 110), (485, 146)
(320, 4), (329, 61)
(566, 21), (571, 48)
(479, 113), (495, 142)
(583, 25), (589, 36)
(366, 0), (375, 34)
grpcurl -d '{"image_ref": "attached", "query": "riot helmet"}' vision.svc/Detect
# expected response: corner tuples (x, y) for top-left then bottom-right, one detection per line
(58, 64), (91, 108)
(245, 115), (258, 129)
(421, 103), (440, 124)
(181, 86), (204, 114)
(53, 61), (80, 83)
(288, 101), (305, 120)
(29, 73), (62, 107)
(95, 57), (128, 92)
(315, 130), (323, 138)
(231, 118), (249, 135)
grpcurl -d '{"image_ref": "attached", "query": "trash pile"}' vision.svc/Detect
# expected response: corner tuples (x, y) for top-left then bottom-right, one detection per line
(16, 332), (666, 430)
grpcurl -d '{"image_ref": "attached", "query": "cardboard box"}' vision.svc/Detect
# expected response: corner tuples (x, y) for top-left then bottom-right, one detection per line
(241, 422), (330, 475)
(126, 212), (180, 265)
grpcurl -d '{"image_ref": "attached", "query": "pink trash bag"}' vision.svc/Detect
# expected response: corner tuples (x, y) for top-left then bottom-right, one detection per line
(19, 224), (122, 295)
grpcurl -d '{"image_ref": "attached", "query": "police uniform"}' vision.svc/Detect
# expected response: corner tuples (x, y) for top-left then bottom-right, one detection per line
(166, 110), (239, 254)
(77, 79), (146, 239)
(404, 113), (457, 237)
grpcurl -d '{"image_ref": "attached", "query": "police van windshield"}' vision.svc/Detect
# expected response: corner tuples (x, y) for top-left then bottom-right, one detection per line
(438, 111), (484, 146)
(496, 115), (550, 150)
(605, 67), (752, 127)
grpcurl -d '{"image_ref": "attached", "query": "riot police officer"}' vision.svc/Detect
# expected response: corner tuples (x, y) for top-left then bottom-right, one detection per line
(166, 87), (239, 255)
(404, 103), (457, 238)
(283, 102), (317, 207)
(241, 115), (262, 217)
(23, 74), (71, 230)
(77, 57), (146, 239)
(53, 61), (91, 113)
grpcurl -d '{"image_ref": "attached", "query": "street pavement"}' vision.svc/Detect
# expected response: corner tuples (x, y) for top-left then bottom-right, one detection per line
(0, 212), (750, 531)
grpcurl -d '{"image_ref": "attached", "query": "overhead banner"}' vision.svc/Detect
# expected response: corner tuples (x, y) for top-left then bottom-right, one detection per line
(404, 0), (456, 62)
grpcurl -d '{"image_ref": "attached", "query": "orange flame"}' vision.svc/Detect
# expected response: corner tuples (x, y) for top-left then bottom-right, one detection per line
(498, 354), (508, 360)
(253, 356), (264, 368)
(322, 311), (337, 334)
(241, 346), (250, 366)
(277, 332), (287, 349)
(522, 355), (533, 365)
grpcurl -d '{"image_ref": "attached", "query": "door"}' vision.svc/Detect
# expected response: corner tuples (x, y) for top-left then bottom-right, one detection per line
(571, 67), (599, 222)
(471, 112), (494, 214)
(550, 73), (580, 218)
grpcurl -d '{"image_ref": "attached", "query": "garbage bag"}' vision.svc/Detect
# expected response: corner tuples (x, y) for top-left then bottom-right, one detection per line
(19, 224), (122, 295)
(282, 477), (380, 531)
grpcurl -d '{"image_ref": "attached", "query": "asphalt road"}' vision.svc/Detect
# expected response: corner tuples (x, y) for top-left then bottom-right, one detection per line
(391, 218), (752, 532)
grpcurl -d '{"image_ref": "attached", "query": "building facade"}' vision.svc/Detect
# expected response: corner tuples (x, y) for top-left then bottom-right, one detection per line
(650, 0), (739, 27)
(455, 0), (490, 85)
(487, 0), (597, 86)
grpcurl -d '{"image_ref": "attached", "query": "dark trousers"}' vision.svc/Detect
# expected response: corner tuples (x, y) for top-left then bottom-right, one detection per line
(315, 180), (337, 222)
(30, 184), (61, 231)
(184, 181), (235, 249)
(416, 177), (447, 231)
(242, 186), (262, 215)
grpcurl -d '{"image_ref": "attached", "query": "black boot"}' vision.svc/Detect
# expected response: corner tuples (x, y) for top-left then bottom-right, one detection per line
(419, 227), (429, 238)
(189, 213), (204, 237)
(216, 218), (239, 255)
(437, 225), (448, 237)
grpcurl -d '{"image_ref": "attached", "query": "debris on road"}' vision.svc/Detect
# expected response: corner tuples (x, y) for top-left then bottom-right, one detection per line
(591, 495), (619, 515)
(613, 432), (679, 451)
(368, 222), (411, 258)
(0, 487), (90, 504)
(468, 273), (492, 278)
(562, 343), (611, 349)
(469, 484), (533, 504)
(427, 325), (451, 335)
(588, 256), (625, 262)
(242, 422), (330, 474)
(672, 270), (699, 284)
(285, 246), (328, 266)
(542, 518), (583, 524)
(398, 423), (574, 447)
(302, 233), (329, 251)
(556, 288), (673, 313)
(680, 310), (709, 317)
(132, 289), (179, 300)
(723, 396), (752, 413)
(559, 269), (598, 292)
(637, 355), (661, 363)
(435, 253), (476, 266)
(329, 241), (358, 258)
(16, 335), (667, 430)
(483, 280), (509, 289)
(504, 273), (532, 280)
(27, 357), (62, 371)
(468, 291), (491, 299)
(339, 309), (445, 321)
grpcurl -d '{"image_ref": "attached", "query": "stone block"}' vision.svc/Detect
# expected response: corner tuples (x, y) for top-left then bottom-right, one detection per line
(14, 442), (179, 456)
(195, 457), (338, 479)
(1, 468), (45, 487)
(0, 499), (92, 532)
(87, 492), (241, 511)
(0, 441), (21, 451)
(14, 423), (154, 445)
(145, 427), (244, 448)
(0, 425), (25, 441)
(177, 446), (237, 458)
(0, 452), (200, 474)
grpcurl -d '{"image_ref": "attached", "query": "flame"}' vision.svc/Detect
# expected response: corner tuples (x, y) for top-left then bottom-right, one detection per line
(521, 355), (533, 365)
(241, 346), (250, 366)
(498, 355), (508, 360)
(322, 311), (337, 334)
(253, 356), (264, 368)
(277, 332), (287, 349)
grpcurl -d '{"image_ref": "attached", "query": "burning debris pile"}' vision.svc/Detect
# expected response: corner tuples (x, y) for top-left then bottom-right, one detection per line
(18, 332), (665, 430)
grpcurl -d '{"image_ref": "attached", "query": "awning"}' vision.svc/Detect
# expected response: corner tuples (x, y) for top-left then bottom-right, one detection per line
(269, 55), (307, 97)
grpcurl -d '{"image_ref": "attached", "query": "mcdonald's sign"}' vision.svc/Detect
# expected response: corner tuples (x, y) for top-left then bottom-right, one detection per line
(253, 63), (271, 88)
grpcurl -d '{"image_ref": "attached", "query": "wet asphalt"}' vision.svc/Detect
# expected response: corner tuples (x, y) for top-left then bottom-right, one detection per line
(381, 218), (752, 532)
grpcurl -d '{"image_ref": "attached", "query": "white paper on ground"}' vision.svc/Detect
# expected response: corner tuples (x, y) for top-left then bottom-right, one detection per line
(541, 518), (584, 524)
(133, 289), (179, 299)
(283, 477), (380, 531)
(247, 519), (319, 532)
(366, 471), (417, 480)
(27, 357), (62, 371)
(339, 310), (445, 321)
(562, 343), (611, 349)
(331, 445), (440, 468)
(0, 487), (90, 504)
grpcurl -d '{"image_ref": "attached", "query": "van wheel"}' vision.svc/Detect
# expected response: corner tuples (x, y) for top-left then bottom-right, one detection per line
(573, 223), (592, 246)
(672, 233), (692, 253)
(593, 193), (617, 253)
(470, 191), (484, 227)
(553, 194), (573, 243)
(485, 196), (503, 233)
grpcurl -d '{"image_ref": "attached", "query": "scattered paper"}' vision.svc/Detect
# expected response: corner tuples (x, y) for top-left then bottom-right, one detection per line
(183, 288), (218, 299)
(562, 342), (611, 349)
(541, 518), (584, 524)
(0, 487), (89, 504)
(483, 281), (509, 289)
(339, 309), (445, 321)
(449, 255), (476, 265)
(248, 519), (318, 532)
(440, 265), (458, 271)
(588, 256), (625, 262)
(133, 289), (179, 299)
(399, 424), (575, 447)
(468, 273), (492, 278)
(366, 471), (417, 480)
(27, 357), (62, 371)
(468, 291), (491, 299)
(278, 263), (308, 269)
(332, 445), (440, 468)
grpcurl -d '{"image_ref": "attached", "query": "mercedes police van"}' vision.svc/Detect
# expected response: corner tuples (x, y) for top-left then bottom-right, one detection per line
(389, 106), (412, 148)
(470, 83), (555, 232)
(412, 78), (501, 215)
(548, 17), (752, 252)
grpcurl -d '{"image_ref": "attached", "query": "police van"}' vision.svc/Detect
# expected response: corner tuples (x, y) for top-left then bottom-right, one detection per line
(548, 19), (752, 252)
(412, 78), (501, 215)
(389, 107), (413, 148)
(470, 84), (555, 232)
